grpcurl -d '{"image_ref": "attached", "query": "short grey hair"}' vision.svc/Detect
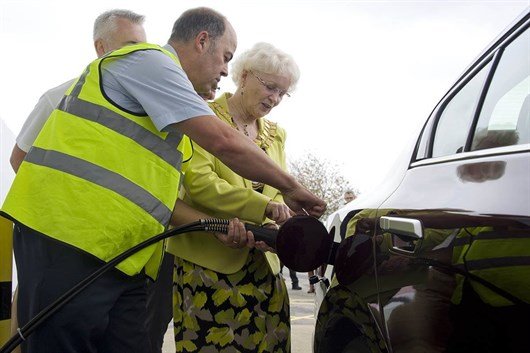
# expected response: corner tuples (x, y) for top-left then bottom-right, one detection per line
(169, 7), (226, 44)
(231, 42), (300, 91)
(93, 9), (145, 41)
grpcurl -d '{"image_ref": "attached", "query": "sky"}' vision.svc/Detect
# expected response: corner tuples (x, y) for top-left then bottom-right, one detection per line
(0, 0), (528, 196)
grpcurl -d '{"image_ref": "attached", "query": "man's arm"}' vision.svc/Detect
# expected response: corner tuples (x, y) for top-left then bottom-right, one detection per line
(10, 80), (74, 173)
(99, 50), (325, 217)
(9, 145), (26, 173)
(176, 116), (326, 217)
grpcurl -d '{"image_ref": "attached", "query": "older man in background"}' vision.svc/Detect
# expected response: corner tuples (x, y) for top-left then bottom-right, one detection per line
(10, 9), (147, 172)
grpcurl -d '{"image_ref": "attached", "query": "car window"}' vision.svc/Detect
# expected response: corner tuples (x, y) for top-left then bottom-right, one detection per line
(431, 61), (492, 158)
(471, 27), (530, 150)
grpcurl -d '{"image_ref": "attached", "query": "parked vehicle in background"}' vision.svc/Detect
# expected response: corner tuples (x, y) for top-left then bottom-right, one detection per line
(314, 7), (529, 353)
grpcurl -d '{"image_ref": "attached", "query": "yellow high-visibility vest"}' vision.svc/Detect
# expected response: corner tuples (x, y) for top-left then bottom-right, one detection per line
(0, 216), (13, 345)
(2, 43), (191, 279)
(452, 227), (530, 307)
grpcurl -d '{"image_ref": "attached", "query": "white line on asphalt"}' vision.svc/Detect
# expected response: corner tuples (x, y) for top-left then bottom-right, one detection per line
(291, 315), (315, 321)
(290, 300), (315, 305)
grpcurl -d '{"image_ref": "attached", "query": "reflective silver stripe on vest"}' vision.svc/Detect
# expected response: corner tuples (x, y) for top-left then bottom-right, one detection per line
(455, 256), (530, 271)
(25, 147), (172, 226)
(165, 131), (185, 146)
(70, 66), (89, 98)
(57, 95), (183, 169)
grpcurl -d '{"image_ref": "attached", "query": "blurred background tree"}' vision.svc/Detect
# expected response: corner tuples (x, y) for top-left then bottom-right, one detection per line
(288, 152), (358, 220)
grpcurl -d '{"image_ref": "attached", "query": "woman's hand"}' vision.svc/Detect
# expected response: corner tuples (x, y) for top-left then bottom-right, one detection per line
(265, 201), (292, 225)
(214, 218), (255, 249)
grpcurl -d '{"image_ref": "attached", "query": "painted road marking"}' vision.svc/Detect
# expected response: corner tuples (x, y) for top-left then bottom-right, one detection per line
(291, 315), (315, 322)
(290, 300), (314, 305)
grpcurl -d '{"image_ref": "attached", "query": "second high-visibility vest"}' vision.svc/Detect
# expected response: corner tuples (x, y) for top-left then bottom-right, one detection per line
(2, 43), (190, 278)
(452, 227), (530, 307)
(0, 216), (13, 346)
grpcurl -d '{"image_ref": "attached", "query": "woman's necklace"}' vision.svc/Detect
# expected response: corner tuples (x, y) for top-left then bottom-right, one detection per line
(211, 96), (277, 151)
(228, 99), (254, 138)
(233, 115), (257, 139)
(229, 110), (264, 191)
(236, 122), (250, 137)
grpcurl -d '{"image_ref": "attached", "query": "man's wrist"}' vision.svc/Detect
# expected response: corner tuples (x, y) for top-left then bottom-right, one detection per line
(278, 174), (299, 194)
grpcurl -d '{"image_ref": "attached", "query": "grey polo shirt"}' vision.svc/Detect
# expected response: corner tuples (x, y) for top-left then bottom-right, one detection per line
(101, 44), (214, 132)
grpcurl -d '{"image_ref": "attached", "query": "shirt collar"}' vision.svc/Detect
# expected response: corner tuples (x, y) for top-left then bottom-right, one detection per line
(163, 44), (179, 60)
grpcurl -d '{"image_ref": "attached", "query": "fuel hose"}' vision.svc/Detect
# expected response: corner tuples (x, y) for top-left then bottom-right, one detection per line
(0, 218), (243, 353)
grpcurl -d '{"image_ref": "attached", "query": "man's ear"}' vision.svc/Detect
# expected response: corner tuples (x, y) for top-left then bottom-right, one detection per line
(195, 31), (210, 53)
(94, 39), (105, 57)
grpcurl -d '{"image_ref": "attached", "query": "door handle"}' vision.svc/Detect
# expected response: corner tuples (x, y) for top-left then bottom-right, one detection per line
(380, 216), (423, 255)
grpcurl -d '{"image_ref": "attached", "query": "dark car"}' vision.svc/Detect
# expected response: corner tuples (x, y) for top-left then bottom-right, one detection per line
(314, 7), (530, 353)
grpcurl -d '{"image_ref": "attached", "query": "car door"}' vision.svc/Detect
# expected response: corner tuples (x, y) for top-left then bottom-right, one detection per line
(373, 19), (530, 353)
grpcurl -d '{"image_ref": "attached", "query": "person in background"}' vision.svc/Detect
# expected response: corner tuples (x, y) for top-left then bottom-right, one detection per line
(169, 42), (300, 352)
(308, 190), (356, 294)
(2, 7), (325, 353)
(344, 190), (356, 204)
(281, 263), (302, 290)
(307, 269), (316, 293)
(10, 9), (146, 172)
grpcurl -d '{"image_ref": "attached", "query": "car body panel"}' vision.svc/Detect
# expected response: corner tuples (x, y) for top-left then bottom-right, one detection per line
(314, 7), (530, 353)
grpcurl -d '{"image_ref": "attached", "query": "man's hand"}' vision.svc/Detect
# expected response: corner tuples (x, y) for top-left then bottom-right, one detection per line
(265, 201), (292, 225)
(283, 186), (326, 218)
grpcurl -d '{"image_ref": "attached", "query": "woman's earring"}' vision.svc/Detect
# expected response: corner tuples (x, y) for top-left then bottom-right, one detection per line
(240, 79), (246, 96)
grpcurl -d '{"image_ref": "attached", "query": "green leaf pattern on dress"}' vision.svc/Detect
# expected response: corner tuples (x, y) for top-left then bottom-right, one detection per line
(173, 249), (291, 352)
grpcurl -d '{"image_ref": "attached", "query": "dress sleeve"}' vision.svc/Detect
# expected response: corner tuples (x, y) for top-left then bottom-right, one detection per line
(272, 126), (287, 204)
(265, 126), (286, 224)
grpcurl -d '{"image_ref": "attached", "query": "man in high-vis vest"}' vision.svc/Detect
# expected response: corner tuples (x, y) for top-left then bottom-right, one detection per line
(1, 7), (326, 353)
(2, 9), (150, 353)
(8, 9), (194, 353)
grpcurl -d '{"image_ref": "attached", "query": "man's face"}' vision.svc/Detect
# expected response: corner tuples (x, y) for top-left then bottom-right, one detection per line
(95, 17), (146, 57)
(192, 22), (237, 96)
(344, 192), (355, 203)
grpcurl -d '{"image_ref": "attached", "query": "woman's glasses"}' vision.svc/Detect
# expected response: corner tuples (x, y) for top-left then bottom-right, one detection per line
(251, 71), (291, 98)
